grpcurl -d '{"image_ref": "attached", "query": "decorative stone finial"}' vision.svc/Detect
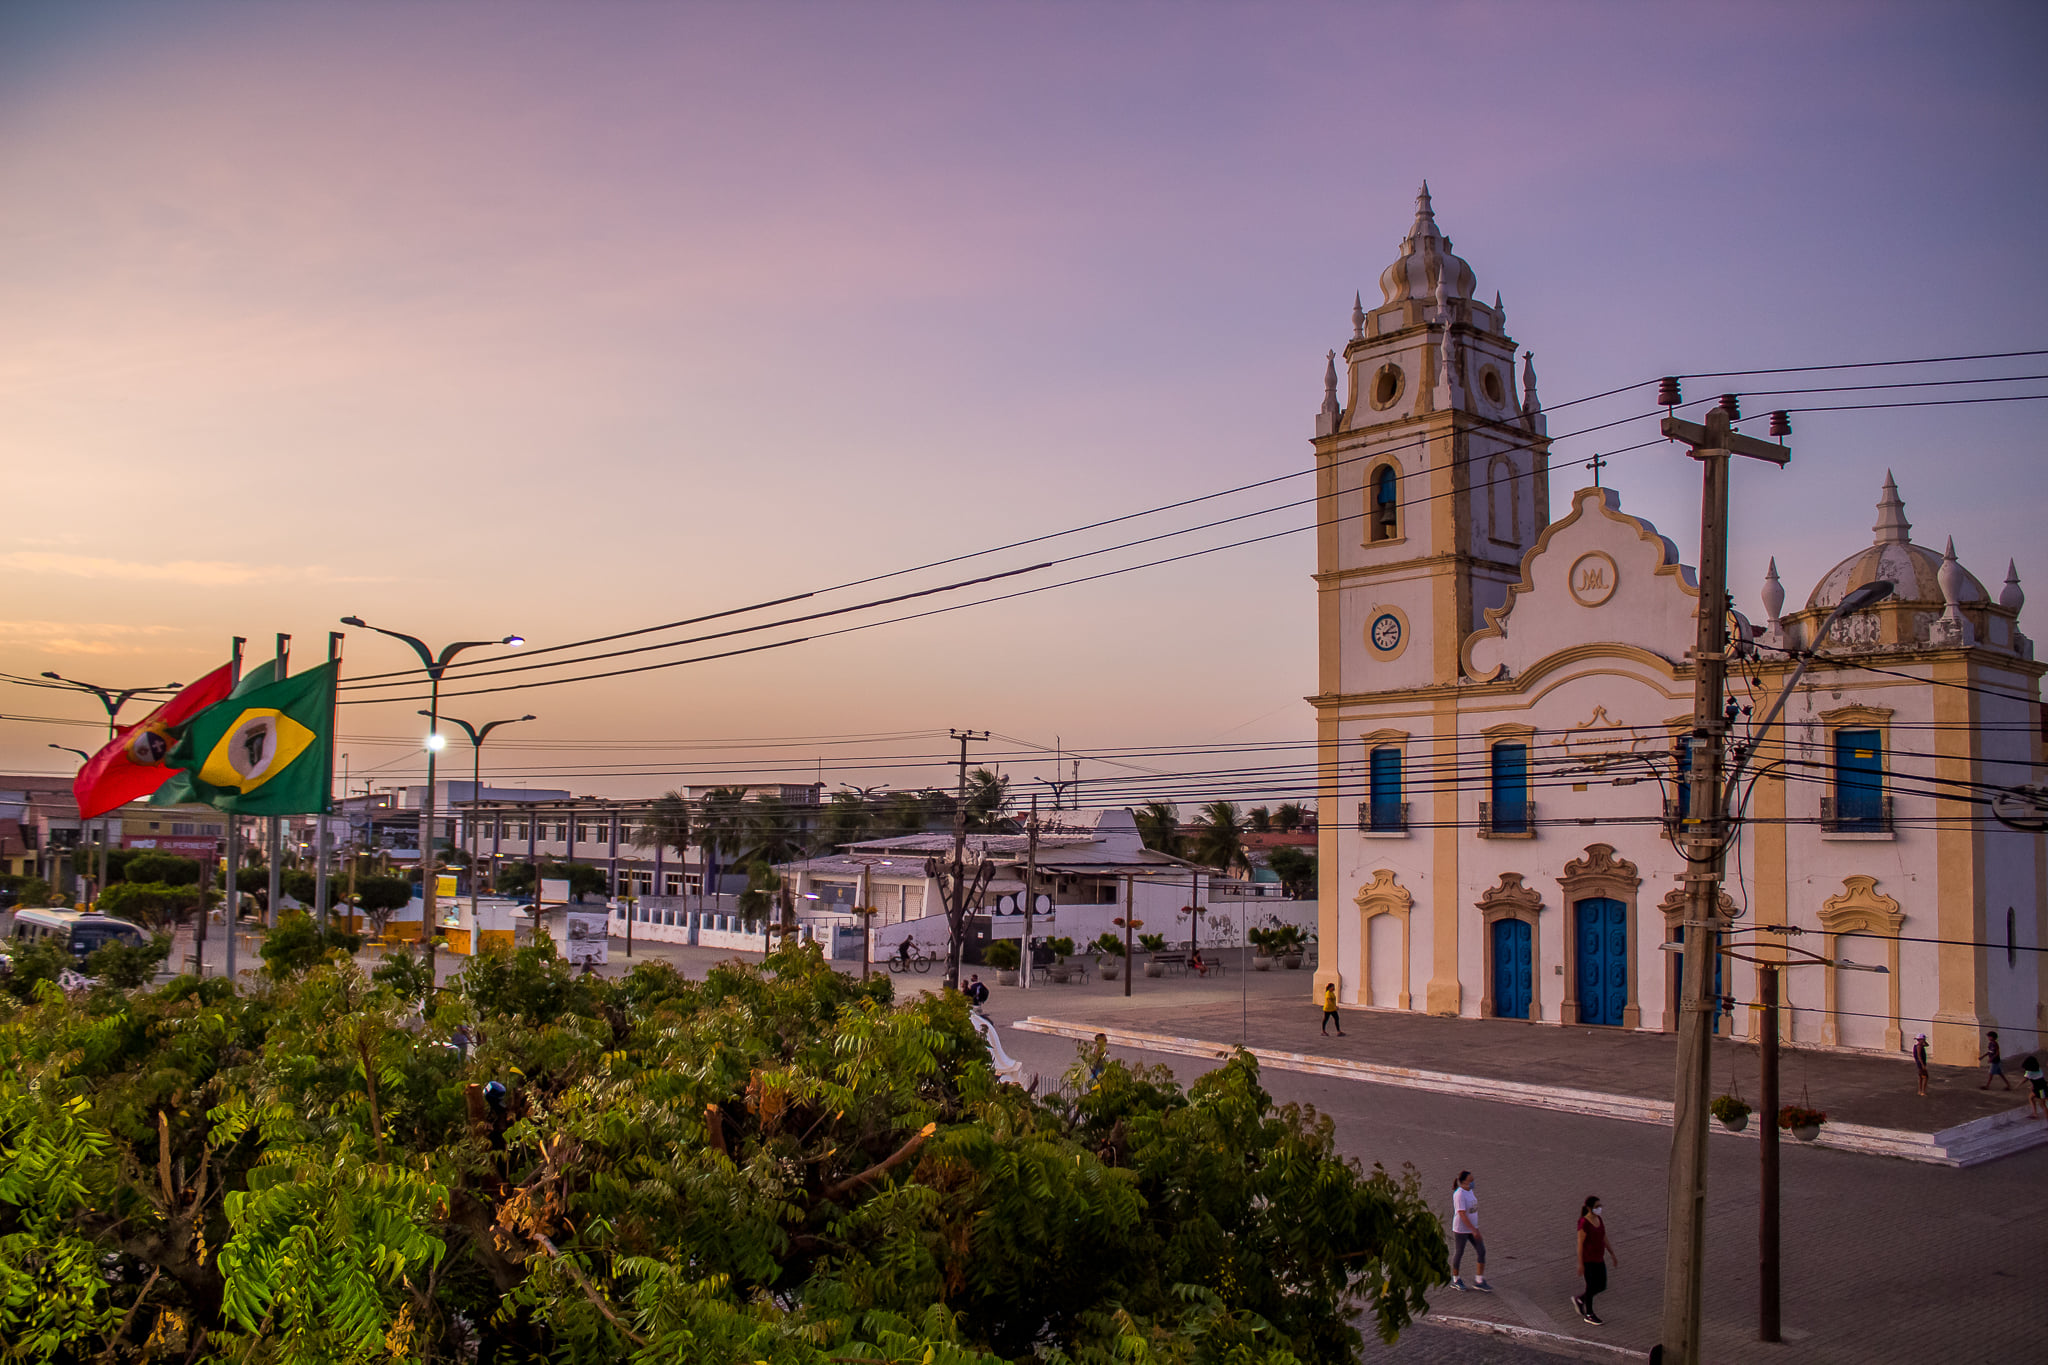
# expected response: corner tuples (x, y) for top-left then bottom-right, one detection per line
(1351, 292), (1365, 341)
(1493, 290), (1505, 331)
(1761, 557), (1785, 625)
(1873, 470), (1912, 544)
(2000, 559), (2024, 615)
(1521, 351), (1540, 413)
(1317, 349), (1342, 435)
(1930, 536), (1977, 647)
(1940, 538), (1965, 609)
(1378, 182), (1477, 306)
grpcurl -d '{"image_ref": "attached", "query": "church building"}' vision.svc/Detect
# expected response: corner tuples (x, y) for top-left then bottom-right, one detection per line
(1310, 188), (2044, 1067)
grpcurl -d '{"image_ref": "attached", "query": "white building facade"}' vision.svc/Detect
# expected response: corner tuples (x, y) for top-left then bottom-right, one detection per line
(1312, 189), (2045, 1067)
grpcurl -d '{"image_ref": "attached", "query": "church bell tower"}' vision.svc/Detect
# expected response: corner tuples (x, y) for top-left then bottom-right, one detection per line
(1313, 185), (1552, 699)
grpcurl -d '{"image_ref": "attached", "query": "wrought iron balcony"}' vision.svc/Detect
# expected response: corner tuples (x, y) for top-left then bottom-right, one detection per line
(1820, 796), (1893, 835)
(1477, 800), (1537, 838)
(1358, 801), (1409, 834)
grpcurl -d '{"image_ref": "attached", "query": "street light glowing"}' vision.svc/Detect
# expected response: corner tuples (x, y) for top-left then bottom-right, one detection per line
(425, 733), (447, 752)
(503, 635), (525, 648)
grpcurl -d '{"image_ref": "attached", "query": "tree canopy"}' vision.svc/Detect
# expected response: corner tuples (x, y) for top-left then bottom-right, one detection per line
(0, 941), (1447, 1363)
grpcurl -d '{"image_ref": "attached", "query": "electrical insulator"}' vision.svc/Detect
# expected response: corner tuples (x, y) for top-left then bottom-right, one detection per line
(1769, 410), (1791, 437)
(1718, 393), (1740, 419)
(1657, 376), (1681, 407)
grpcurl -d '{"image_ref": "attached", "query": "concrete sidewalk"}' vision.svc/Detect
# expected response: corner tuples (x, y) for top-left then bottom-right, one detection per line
(980, 964), (2048, 1166)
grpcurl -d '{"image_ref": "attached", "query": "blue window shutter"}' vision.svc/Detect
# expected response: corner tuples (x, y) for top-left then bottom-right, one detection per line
(1491, 743), (1528, 831)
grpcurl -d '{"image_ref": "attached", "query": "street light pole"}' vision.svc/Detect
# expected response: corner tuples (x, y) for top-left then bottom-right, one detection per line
(432, 712), (536, 929)
(342, 618), (522, 987)
(38, 674), (178, 904)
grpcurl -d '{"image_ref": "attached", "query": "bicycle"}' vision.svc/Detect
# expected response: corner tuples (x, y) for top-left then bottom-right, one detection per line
(887, 942), (934, 975)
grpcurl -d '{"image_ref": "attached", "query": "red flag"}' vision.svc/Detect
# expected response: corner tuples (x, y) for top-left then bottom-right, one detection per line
(72, 663), (237, 819)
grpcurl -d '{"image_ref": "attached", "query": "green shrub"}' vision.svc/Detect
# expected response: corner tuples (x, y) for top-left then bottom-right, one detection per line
(1138, 933), (1167, 953)
(123, 852), (203, 887)
(0, 936), (74, 1001)
(372, 948), (435, 1004)
(1093, 932), (1127, 957)
(260, 912), (363, 981)
(85, 933), (172, 988)
(1046, 936), (1074, 958)
(981, 939), (1020, 971)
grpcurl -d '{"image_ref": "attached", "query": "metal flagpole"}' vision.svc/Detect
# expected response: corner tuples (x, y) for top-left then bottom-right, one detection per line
(222, 637), (245, 984)
(266, 634), (289, 929)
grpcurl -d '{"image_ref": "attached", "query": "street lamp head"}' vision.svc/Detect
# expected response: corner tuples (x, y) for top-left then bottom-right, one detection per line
(520, 714), (536, 722)
(425, 733), (447, 752)
(41, 671), (61, 680)
(340, 616), (366, 628)
(502, 635), (525, 648)
(1837, 580), (1894, 615)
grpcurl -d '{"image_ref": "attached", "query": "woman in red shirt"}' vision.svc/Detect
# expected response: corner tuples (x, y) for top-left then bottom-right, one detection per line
(1573, 1195), (1618, 1325)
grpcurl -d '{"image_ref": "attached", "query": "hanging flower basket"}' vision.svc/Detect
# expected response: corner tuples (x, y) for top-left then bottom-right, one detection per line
(1779, 1104), (1826, 1142)
(1710, 1094), (1751, 1132)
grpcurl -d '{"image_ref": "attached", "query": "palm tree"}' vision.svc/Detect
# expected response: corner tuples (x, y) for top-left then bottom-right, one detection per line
(741, 796), (808, 868)
(1134, 801), (1183, 857)
(1273, 802), (1307, 833)
(1248, 806), (1273, 833)
(884, 791), (928, 838)
(648, 791), (693, 872)
(1192, 801), (1249, 876)
(697, 786), (750, 902)
(820, 791), (873, 849)
(963, 767), (1014, 832)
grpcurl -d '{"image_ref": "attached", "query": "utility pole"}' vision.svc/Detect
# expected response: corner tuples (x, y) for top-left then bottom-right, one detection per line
(1657, 392), (1789, 1365)
(314, 632), (342, 933)
(1122, 875), (1134, 998)
(1758, 962), (1782, 1343)
(1020, 794), (1039, 991)
(930, 728), (991, 990)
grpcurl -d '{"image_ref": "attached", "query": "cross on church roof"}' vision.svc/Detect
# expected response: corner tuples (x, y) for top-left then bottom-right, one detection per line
(1585, 451), (1608, 487)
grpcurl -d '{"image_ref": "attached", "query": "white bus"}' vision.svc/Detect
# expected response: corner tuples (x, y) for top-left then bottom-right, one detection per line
(7, 907), (149, 963)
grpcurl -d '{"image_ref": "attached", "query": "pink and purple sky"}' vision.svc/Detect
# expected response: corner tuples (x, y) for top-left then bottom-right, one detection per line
(3, 2), (2043, 800)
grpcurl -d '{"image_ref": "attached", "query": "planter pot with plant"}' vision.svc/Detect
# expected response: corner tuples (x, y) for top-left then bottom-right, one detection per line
(1710, 1094), (1751, 1132)
(1138, 931), (1167, 975)
(1047, 937), (1075, 983)
(1779, 1104), (1826, 1141)
(984, 938), (1021, 986)
(1094, 932), (1127, 980)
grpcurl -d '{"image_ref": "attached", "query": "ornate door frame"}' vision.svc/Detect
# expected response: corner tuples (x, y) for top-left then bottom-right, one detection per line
(1558, 843), (1642, 1028)
(1656, 885), (1737, 1034)
(1477, 872), (1543, 1020)
(1354, 868), (1413, 1010)
(1819, 875), (1905, 1051)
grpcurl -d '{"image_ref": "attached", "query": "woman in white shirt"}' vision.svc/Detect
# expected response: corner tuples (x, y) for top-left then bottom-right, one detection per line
(1450, 1170), (1491, 1291)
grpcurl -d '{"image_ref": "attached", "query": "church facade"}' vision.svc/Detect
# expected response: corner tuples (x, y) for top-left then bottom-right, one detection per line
(1310, 189), (2045, 1066)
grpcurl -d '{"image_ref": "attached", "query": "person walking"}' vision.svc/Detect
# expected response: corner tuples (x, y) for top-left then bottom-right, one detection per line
(1321, 981), (1345, 1037)
(2023, 1056), (2045, 1119)
(966, 974), (990, 1008)
(1981, 1030), (2012, 1090)
(1571, 1195), (1618, 1325)
(1911, 1033), (1930, 1097)
(1448, 1171), (1491, 1291)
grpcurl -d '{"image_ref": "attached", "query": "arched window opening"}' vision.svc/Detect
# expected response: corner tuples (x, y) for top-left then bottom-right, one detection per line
(1372, 465), (1399, 541)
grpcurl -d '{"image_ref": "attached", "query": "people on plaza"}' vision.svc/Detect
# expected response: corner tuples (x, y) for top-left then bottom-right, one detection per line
(1448, 1170), (1490, 1291)
(1190, 947), (1208, 977)
(1912, 1033), (1930, 1096)
(2022, 1055), (2045, 1119)
(1321, 980), (1345, 1037)
(1572, 1195), (1618, 1325)
(966, 974), (990, 1008)
(1981, 1030), (2011, 1089)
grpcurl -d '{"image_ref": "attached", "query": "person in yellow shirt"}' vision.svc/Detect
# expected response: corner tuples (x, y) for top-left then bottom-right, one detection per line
(1321, 981), (1344, 1036)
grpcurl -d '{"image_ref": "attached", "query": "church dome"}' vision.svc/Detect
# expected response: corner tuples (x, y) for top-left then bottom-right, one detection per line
(1805, 471), (1986, 613)
(1377, 182), (1477, 307)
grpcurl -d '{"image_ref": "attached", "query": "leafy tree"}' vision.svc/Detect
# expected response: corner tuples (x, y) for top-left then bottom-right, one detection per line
(0, 937), (74, 1002)
(260, 912), (362, 981)
(280, 869), (344, 905)
(498, 860), (538, 897)
(0, 943), (1448, 1362)
(1273, 802), (1308, 833)
(962, 767), (1013, 832)
(1266, 846), (1319, 900)
(0, 875), (54, 909)
(1135, 800), (1184, 857)
(371, 947), (435, 1004)
(354, 874), (415, 937)
(1193, 801), (1250, 875)
(120, 850), (199, 887)
(94, 880), (209, 929)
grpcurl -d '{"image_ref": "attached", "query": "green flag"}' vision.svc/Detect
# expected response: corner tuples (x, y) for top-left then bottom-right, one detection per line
(162, 662), (337, 815)
(150, 660), (278, 808)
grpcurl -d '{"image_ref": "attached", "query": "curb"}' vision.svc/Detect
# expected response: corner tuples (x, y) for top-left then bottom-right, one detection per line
(1012, 1016), (2048, 1167)
(1425, 1313), (1649, 1362)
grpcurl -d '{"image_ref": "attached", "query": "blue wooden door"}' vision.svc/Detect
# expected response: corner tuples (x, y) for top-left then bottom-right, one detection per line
(1575, 897), (1628, 1026)
(1492, 918), (1532, 1020)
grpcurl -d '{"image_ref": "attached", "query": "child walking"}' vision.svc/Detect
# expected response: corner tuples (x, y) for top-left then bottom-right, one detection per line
(2023, 1056), (2045, 1119)
(1981, 1031), (2012, 1090)
(1572, 1195), (1618, 1325)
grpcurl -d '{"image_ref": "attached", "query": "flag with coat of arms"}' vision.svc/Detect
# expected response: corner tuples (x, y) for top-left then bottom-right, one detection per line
(156, 661), (337, 815)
